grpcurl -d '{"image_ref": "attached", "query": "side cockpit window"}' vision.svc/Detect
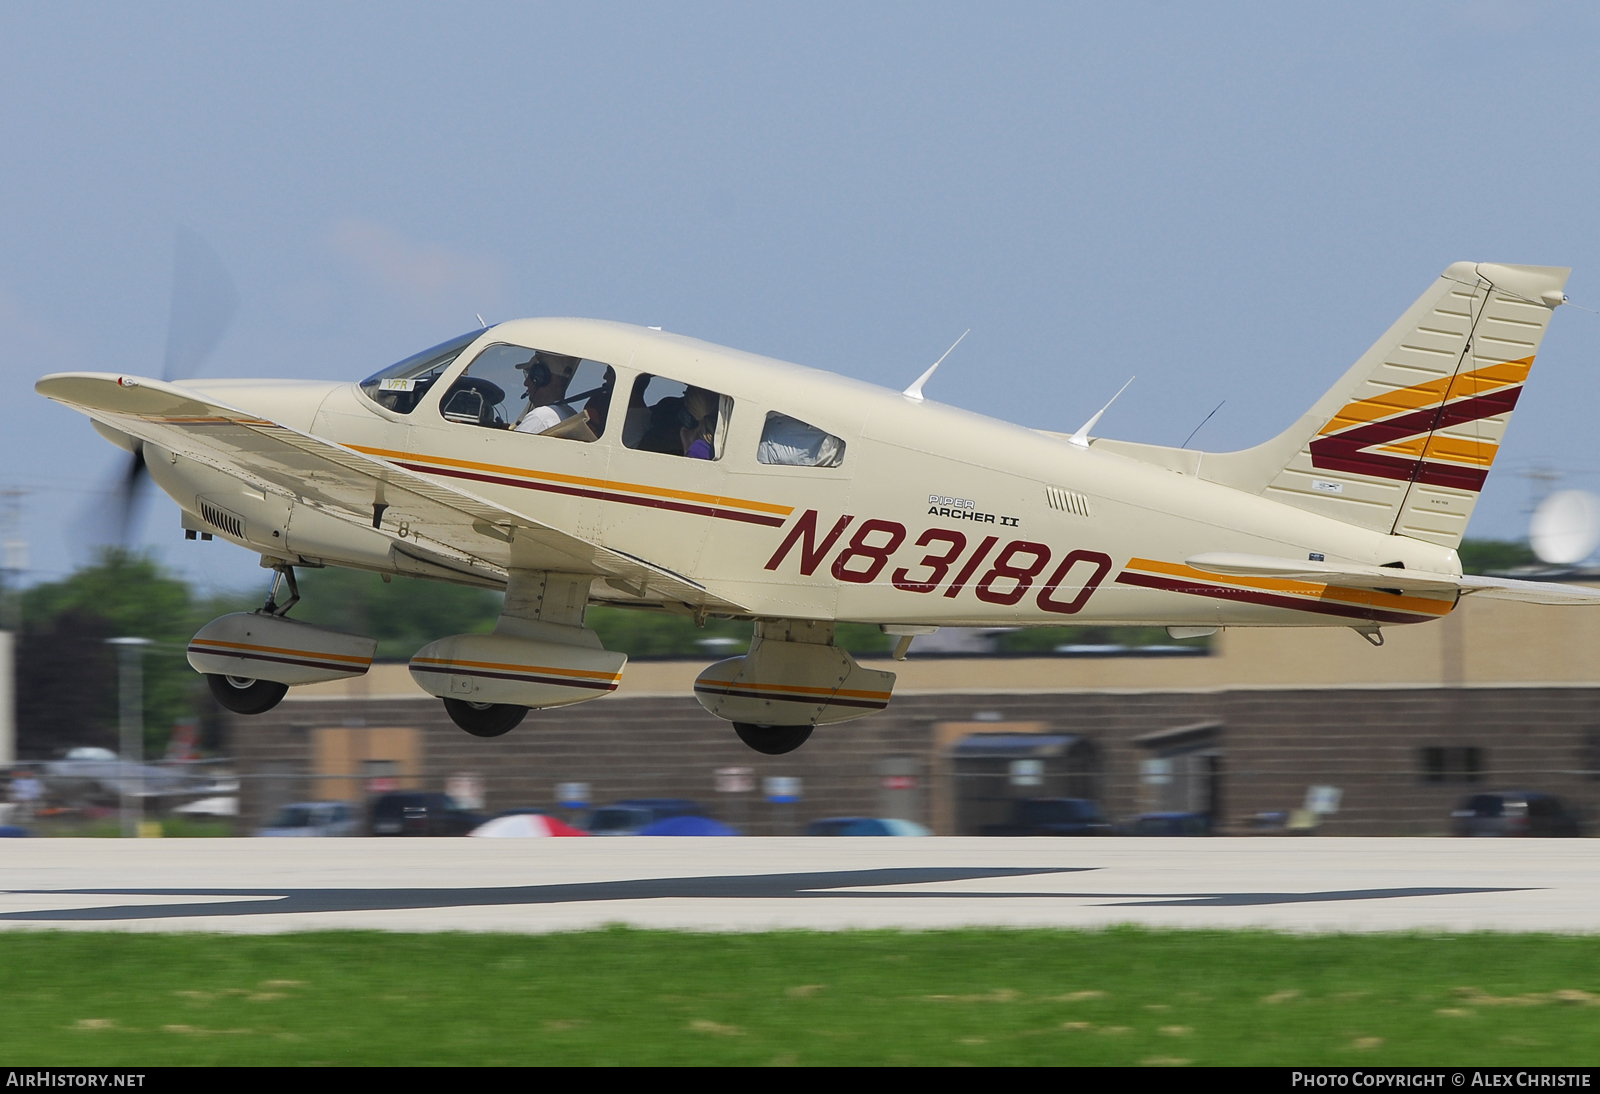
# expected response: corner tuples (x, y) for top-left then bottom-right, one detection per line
(758, 412), (846, 467)
(622, 374), (732, 460)
(437, 344), (615, 442)
(359, 328), (486, 414)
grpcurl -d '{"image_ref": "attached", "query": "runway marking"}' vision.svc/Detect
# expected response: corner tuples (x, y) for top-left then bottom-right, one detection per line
(0, 869), (1527, 922)
(1092, 887), (1530, 907)
(0, 868), (1079, 920)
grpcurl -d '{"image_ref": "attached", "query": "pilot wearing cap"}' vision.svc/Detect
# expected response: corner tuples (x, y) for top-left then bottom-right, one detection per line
(513, 351), (582, 433)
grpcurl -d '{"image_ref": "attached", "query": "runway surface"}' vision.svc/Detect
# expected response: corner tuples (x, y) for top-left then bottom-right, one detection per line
(1, 838), (1595, 934)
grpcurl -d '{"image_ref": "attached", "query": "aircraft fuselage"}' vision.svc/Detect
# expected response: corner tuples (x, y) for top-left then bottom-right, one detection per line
(164, 317), (1461, 633)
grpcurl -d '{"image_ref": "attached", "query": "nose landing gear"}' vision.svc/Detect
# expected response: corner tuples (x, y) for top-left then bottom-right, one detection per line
(190, 564), (379, 717)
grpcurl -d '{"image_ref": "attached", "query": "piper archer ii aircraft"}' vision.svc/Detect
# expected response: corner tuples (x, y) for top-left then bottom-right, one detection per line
(35, 260), (1600, 754)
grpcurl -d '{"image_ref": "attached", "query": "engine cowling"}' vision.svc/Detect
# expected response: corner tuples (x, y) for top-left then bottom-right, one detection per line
(187, 612), (377, 685)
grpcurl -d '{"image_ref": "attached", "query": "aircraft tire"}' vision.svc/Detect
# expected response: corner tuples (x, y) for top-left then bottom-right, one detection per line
(443, 698), (528, 738)
(733, 723), (814, 755)
(206, 674), (290, 716)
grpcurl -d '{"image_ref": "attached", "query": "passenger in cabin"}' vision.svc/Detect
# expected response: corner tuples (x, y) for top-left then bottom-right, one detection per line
(585, 370), (616, 436)
(623, 374), (730, 458)
(680, 388), (718, 460)
(513, 351), (581, 433)
(636, 394), (688, 454)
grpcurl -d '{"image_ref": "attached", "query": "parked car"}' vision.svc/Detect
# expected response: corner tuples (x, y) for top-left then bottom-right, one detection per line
(369, 792), (485, 836)
(586, 798), (705, 836)
(1117, 812), (1211, 836)
(1450, 791), (1582, 837)
(638, 815), (742, 836)
(980, 798), (1112, 836)
(257, 800), (360, 837)
(805, 817), (930, 836)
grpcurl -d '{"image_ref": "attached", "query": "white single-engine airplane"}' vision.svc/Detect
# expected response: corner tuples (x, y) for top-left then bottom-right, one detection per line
(36, 261), (1600, 754)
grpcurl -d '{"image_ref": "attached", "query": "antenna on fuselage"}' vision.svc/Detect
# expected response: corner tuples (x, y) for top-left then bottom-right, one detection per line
(475, 313), (486, 328)
(903, 329), (970, 401)
(1069, 376), (1135, 448)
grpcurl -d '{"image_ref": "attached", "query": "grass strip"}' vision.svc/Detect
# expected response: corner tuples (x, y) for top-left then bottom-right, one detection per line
(3, 927), (1599, 1066)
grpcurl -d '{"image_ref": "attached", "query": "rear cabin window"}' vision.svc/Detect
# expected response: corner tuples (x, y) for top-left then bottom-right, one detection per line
(621, 374), (732, 460)
(436, 344), (616, 442)
(757, 412), (846, 467)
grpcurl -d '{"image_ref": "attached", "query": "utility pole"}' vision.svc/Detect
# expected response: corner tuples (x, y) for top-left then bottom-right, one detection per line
(0, 487), (25, 768)
(107, 637), (152, 838)
(1520, 465), (1563, 520)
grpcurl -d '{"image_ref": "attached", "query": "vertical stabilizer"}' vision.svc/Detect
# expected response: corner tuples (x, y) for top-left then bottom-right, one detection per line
(1202, 262), (1569, 548)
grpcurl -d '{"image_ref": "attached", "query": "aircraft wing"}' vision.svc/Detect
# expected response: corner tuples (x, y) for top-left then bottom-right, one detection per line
(37, 372), (748, 613)
(1185, 552), (1600, 604)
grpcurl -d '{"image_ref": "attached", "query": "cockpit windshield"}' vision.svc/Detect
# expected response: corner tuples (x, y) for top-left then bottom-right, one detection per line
(358, 328), (486, 414)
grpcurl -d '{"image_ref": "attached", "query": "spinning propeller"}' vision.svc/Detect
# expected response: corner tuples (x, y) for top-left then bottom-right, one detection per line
(95, 227), (239, 546)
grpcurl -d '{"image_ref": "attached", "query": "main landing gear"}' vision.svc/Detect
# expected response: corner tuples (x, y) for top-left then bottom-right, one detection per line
(733, 723), (814, 755)
(696, 621), (895, 757)
(407, 570), (626, 742)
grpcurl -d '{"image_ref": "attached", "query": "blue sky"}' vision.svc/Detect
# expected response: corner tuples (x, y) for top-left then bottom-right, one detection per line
(3, 2), (1598, 593)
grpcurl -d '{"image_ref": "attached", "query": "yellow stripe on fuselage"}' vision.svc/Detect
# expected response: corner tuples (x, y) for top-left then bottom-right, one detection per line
(347, 444), (793, 517)
(1124, 558), (1455, 617)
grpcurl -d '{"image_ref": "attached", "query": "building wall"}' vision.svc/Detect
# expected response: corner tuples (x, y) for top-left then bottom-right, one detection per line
(231, 683), (1600, 836)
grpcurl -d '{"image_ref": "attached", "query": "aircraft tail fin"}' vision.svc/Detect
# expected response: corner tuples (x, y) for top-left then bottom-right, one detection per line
(1199, 262), (1570, 548)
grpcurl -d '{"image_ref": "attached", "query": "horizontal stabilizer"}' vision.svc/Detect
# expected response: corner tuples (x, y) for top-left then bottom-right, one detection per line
(1456, 575), (1600, 605)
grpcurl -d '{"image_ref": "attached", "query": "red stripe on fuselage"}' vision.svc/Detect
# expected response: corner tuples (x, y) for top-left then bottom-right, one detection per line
(395, 461), (787, 527)
(1114, 570), (1443, 625)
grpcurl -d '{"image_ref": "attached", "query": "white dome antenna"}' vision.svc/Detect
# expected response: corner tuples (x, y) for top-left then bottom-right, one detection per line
(1530, 489), (1600, 564)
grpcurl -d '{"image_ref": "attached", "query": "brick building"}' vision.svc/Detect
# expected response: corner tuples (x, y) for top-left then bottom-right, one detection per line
(229, 591), (1600, 835)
